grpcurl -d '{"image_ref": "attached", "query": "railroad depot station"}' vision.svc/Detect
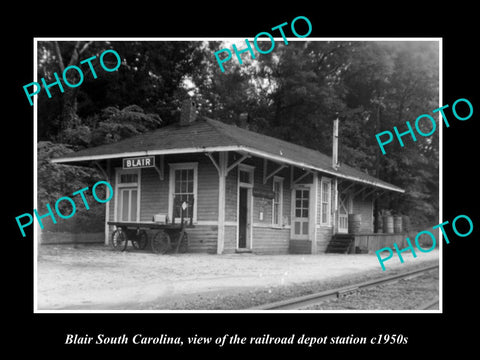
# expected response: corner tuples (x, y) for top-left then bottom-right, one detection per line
(52, 99), (405, 255)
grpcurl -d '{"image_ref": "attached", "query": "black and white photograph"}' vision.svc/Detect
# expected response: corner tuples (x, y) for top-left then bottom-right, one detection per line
(32, 38), (440, 312)
(7, 6), (479, 356)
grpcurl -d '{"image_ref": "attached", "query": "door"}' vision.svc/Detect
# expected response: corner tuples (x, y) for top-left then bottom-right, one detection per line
(115, 168), (140, 223)
(118, 187), (138, 222)
(238, 186), (251, 249)
(338, 192), (351, 233)
(237, 165), (253, 250)
(292, 186), (310, 239)
(238, 187), (248, 248)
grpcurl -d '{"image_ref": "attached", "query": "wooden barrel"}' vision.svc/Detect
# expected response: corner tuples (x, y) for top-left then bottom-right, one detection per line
(394, 216), (403, 233)
(375, 215), (383, 233)
(348, 214), (362, 234)
(383, 215), (394, 234)
(402, 215), (411, 233)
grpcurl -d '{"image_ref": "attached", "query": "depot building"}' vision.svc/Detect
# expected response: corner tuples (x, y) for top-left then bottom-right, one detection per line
(52, 99), (404, 254)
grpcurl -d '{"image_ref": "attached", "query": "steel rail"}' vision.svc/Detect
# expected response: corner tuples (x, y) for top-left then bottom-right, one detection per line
(250, 264), (439, 310)
(419, 298), (439, 310)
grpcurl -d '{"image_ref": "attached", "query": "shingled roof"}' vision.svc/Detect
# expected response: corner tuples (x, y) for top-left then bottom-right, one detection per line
(51, 117), (404, 193)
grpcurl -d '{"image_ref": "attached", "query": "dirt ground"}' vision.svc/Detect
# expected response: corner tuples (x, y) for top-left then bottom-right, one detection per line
(36, 244), (440, 311)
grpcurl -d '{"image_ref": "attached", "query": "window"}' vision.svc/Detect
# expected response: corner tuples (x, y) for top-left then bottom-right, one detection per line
(320, 178), (331, 225)
(169, 163), (198, 222)
(295, 189), (309, 218)
(116, 169), (140, 222)
(238, 164), (254, 187)
(120, 173), (138, 184)
(239, 170), (251, 184)
(272, 177), (283, 226)
(173, 168), (194, 219)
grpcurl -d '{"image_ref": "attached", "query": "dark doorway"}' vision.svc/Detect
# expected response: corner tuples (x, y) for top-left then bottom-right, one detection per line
(238, 187), (248, 248)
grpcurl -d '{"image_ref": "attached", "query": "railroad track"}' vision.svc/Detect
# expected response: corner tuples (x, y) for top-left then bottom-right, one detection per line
(250, 264), (439, 310)
(419, 298), (439, 310)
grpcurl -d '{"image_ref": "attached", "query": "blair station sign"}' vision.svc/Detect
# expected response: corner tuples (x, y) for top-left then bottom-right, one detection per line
(122, 156), (155, 169)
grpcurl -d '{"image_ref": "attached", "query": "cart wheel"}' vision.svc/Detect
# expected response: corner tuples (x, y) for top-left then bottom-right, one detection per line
(151, 230), (171, 254)
(111, 229), (127, 251)
(178, 232), (188, 253)
(132, 230), (148, 250)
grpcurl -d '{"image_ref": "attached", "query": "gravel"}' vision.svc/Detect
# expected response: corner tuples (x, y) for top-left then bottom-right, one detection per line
(137, 263), (439, 311)
(302, 269), (439, 310)
(36, 244), (440, 311)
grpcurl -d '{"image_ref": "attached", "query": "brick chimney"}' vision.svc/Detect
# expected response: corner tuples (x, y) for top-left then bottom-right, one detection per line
(238, 112), (249, 128)
(179, 99), (197, 126)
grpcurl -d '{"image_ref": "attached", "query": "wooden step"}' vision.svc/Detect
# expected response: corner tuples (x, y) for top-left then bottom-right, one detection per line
(326, 234), (354, 254)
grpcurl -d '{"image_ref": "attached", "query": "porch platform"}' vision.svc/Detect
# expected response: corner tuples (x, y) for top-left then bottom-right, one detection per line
(327, 233), (410, 254)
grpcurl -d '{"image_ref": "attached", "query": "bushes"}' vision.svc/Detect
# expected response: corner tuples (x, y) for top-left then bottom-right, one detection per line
(37, 141), (105, 234)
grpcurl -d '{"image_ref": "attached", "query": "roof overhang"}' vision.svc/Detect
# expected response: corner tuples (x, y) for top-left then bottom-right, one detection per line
(51, 145), (405, 194)
(241, 147), (405, 193)
(50, 145), (241, 164)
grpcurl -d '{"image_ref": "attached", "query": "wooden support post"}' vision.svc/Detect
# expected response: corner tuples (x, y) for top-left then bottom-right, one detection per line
(372, 190), (386, 201)
(291, 169), (312, 188)
(206, 152), (220, 173)
(311, 172), (318, 254)
(226, 153), (249, 174)
(105, 159), (111, 246)
(339, 181), (355, 194)
(94, 160), (111, 246)
(207, 152), (229, 254)
(352, 184), (367, 198)
(263, 162), (287, 184)
(217, 152), (227, 254)
(94, 160), (108, 179)
(363, 187), (377, 200)
(153, 155), (164, 181)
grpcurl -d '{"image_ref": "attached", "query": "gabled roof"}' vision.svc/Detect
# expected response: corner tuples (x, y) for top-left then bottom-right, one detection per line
(51, 117), (404, 193)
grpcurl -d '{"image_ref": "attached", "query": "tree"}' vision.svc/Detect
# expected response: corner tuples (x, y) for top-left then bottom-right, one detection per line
(193, 40), (439, 228)
(38, 41), (111, 139)
(37, 40), (205, 233)
(37, 39), (440, 232)
(38, 40), (204, 141)
(89, 104), (163, 146)
(341, 41), (439, 226)
(187, 41), (267, 127)
(37, 141), (105, 232)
